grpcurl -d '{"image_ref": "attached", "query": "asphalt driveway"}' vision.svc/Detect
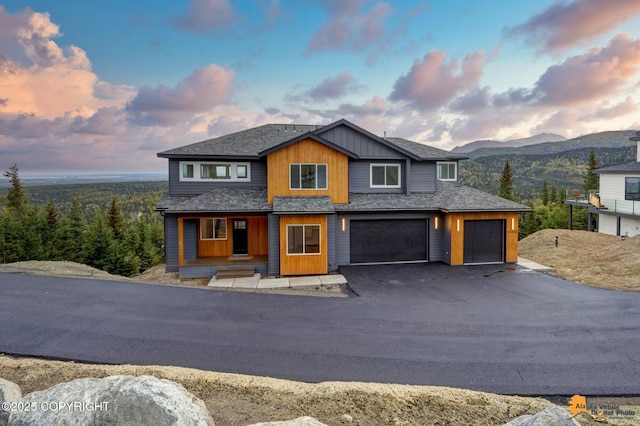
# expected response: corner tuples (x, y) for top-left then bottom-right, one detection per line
(1, 263), (639, 395)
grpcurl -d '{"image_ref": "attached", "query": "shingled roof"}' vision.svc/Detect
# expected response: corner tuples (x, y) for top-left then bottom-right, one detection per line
(594, 162), (640, 174)
(157, 119), (465, 162)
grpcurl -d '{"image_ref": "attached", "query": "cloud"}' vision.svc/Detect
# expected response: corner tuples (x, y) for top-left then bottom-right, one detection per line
(126, 64), (235, 126)
(526, 34), (640, 107)
(579, 96), (637, 121)
(70, 106), (126, 135)
(0, 7), (134, 119)
(307, 0), (392, 53)
(306, 71), (363, 102)
(505, 0), (640, 53)
(170, 0), (239, 32)
(388, 50), (484, 112)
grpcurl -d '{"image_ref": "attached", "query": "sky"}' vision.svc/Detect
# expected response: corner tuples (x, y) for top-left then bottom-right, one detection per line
(1, 0), (640, 175)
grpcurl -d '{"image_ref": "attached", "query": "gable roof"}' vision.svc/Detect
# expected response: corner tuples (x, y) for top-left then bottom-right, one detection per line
(157, 119), (462, 162)
(258, 131), (358, 159)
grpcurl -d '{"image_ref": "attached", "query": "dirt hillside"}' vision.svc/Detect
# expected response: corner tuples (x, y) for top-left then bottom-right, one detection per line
(518, 229), (640, 291)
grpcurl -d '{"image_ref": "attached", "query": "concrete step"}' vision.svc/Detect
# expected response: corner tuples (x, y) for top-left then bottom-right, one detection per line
(216, 266), (256, 279)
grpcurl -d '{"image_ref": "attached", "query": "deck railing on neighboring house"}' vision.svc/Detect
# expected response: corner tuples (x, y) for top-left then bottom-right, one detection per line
(598, 198), (640, 216)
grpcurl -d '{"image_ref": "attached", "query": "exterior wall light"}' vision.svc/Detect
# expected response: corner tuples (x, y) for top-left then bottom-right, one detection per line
(341, 217), (346, 232)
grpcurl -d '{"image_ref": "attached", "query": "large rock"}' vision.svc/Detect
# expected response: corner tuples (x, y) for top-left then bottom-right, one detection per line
(503, 405), (580, 426)
(8, 375), (214, 426)
(0, 378), (22, 426)
(248, 417), (327, 426)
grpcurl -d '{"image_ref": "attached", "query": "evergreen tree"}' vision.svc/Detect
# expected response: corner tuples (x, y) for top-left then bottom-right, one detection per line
(498, 160), (515, 201)
(56, 197), (86, 262)
(559, 187), (568, 203)
(84, 211), (115, 271)
(541, 180), (549, 206)
(42, 200), (59, 259)
(583, 150), (599, 192)
(550, 184), (558, 205)
(106, 197), (125, 240)
(2, 164), (28, 210)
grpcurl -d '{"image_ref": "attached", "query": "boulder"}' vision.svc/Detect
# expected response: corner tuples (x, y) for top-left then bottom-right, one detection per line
(0, 378), (22, 426)
(503, 405), (580, 426)
(248, 416), (327, 426)
(8, 375), (213, 426)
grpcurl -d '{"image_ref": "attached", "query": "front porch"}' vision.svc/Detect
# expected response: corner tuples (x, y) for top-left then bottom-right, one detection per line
(180, 255), (269, 278)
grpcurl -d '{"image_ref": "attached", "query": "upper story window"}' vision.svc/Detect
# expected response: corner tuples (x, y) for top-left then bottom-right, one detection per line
(201, 164), (230, 179)
(626, 177), (640, 201)
(290, 164), (327, 190)
(437, 162), (457, 181)
(179, 162), (250, 181)
(370, 164), (400, 188)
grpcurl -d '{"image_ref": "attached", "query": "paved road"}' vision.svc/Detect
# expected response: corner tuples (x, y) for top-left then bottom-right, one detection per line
(1, 263), (639, 395)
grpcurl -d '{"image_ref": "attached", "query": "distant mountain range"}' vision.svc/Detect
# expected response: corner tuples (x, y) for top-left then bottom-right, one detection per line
(455, 130), (639, 200)
(452, 133), (567, 154)
(453, 130), (637, 159)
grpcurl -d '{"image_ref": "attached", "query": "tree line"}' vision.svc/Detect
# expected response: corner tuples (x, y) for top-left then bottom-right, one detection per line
(0, 165), (164, 276)
(495, 151), (600, 239)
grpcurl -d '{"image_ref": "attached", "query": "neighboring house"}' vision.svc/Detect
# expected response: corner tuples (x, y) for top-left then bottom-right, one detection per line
(591, 131), (640, 237)
(156, 119), (530, 278)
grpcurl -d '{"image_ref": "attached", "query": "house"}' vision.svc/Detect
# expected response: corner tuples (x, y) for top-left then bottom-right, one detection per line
(156, 119), (530, 278)
(591, 131), (640, 237)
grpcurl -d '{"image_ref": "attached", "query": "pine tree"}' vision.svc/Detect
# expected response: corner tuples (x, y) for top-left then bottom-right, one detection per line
(84, 211), (115, 272)
(2, 164), (28, 210)
(583, 150), (599, 192)
(106, 197), (125, 241)
(550, 184), (558, 205)
(541, 180), (549, 206)
(498, 160), (515, 201)
(56, 197), (86, 262)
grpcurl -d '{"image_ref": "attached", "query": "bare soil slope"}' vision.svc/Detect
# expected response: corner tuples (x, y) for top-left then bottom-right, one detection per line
(519, 229), (640, 291)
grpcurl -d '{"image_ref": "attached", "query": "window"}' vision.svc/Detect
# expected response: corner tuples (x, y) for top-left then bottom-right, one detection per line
(626, 177), (640, 201)
(200, 218), (227, 240)
(201, 164), (230, 179)
(182, 164), (194, 178)
(290, 164), (327, 189)
(437, 162), (457, 181)
(287, 224), (321, 255)
(370, 164), (400, 187)
(179, 162), (250, 181)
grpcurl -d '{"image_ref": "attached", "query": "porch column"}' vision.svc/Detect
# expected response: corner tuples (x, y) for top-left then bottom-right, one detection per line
(178, 217), (184, 266)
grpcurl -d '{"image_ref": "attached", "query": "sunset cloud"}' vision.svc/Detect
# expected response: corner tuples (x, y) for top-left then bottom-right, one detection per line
(306, 71), (362, 102)
(388, 50), (484, 112)
(307, 0), (392, 53)
(506, 0), (640, 53)
(126, 64), (235, 126)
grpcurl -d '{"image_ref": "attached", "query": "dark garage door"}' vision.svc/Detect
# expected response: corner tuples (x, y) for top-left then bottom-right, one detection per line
(350, 219), (427, 263)
(464, 220), (504, 264)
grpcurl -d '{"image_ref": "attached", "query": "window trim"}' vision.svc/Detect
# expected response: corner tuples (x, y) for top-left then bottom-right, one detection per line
(200, 218), (228, 240)
(289, 163), (328, 190)
(437, 161), (457, 181)
(370, 163), (401, 188)
(179, 161), (251, 182)
(286, 224), (322, 255)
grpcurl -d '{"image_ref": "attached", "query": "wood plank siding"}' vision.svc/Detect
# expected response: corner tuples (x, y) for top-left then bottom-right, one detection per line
(267, 138), (349, 204)
(177, 214), (268, 265)
(279, 215), (328, 275)
(445, 212), (519, 265)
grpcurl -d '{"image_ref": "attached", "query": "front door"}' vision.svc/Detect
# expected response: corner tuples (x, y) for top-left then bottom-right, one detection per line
(232, 219), (249, 255)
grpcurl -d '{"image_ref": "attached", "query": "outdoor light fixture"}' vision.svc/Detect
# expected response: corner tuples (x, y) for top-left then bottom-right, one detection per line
(434, 216), (439, 230)
(456, 219), (460, 232)
(511, 217), (515, 231)
(341, 217), (346, 232)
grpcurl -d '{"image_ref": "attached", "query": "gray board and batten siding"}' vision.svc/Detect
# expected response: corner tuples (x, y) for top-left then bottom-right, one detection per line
(164, 214), (179, 273)
(317, 125), (406, 159)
